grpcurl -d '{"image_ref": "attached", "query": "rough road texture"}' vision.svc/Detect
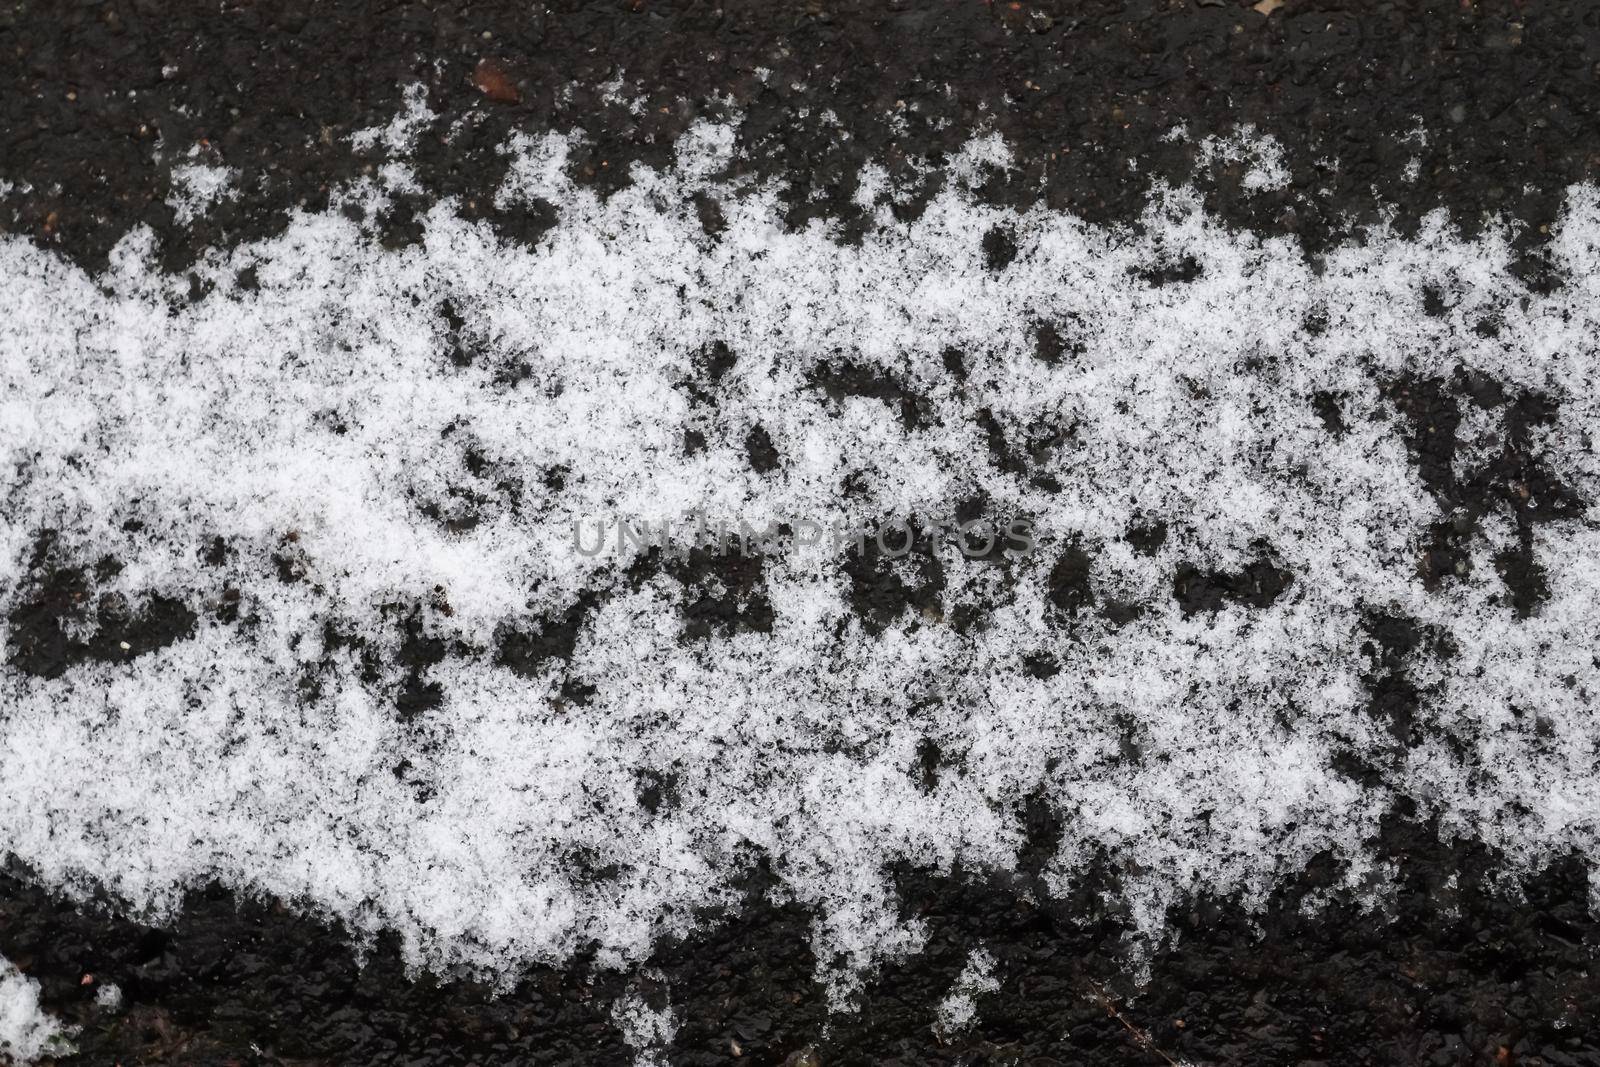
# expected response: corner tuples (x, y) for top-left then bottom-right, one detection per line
(2, 1), (1599, 1065)
(4, 824), (1598, 1065)
(5, 0), (1596, 274)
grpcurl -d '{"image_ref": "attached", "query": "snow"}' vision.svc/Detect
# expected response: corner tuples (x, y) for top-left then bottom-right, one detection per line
(1192, 125), (1291, 192)
(0, 956), (73, 1065)
(934, 948), (1000, 1035)
(611, 972), (677, 1067)
(166, 154), (238, 225)
(93, 982), (122, 1014)
(0, 110), (1598, 1007)
(350, 82), (437, 155)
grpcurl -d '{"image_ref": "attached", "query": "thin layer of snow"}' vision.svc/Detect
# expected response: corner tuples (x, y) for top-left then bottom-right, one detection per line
(1194, 124), (1291, 192)
(93, 982), (122, 1014)
(934, 947), (1000, 1035)
(350, 83), (437, 155)
(611, 972), (677, 1067)
(1, 118), (1597, 1009)
(0, 956), (74, 1064)
(166, 155), (238, 225)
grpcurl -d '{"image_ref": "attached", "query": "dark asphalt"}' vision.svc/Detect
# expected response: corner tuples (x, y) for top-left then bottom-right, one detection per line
(3, 1), (1598, 1064)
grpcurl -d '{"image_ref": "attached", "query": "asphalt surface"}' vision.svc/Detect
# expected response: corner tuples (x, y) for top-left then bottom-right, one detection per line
(3, 1), (1599, 1065)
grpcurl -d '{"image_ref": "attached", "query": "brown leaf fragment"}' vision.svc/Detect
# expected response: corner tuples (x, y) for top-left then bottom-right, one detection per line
(473, 58), (520, 104)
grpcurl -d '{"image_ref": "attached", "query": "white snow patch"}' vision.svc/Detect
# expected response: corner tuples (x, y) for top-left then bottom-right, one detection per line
(1195, 124), (1291, 192)
(93, 982), (122, 1014)
(0, 118), (1598, 1009)
(947, 131), (1013, 189)
(350, 82), (437, 155)
(611, 973), (677, 1067)
(0, 957), (74, 1064)
(674, 119), (736, 181)
(166, 156), (238, 225)
(599, 74), (647, 117)
(934, 947), (1000, 1036)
